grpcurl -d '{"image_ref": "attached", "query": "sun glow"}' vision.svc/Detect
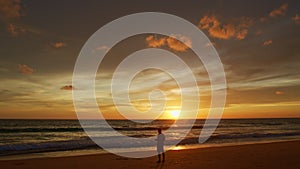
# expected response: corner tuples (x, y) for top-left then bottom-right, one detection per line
(169, 110), (180, 119)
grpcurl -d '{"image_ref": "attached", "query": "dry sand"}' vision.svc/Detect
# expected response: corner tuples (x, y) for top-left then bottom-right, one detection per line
(1, 140), (300, 169)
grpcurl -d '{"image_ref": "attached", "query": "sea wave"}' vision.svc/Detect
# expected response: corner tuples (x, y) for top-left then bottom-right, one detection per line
(0, 125), (255, 133)
(1, 131), (300, 156)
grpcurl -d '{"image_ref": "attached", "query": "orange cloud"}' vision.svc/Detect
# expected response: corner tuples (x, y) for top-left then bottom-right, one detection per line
(18, 64), (34, 74)
(263, 40), (272, 46)
(51, 42), (66, 48)
(166, 34), (192, 52)
(198, 15), (253, 40)
(0, 0), (22, 22)
(0, 0), (26, 36)
(210, 24), (235, 39)
(292, 14), (300, 24)
(269, 3), (288, 18)
(145, 34), (192, 52)
(6, 23), (25, 36)
(199, 15), (234, 39)
(145, 35), (166, 48)
(275, 91), (284, 95)
(60, 85), (75, 90)
(255, 30), (263, 36)
(236, 29), (248, 40)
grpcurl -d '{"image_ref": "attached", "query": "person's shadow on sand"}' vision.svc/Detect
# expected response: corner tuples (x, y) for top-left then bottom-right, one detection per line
(155, 162), (164, 169)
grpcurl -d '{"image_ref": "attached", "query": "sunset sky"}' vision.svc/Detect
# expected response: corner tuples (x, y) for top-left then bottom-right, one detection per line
(0, 0), (300, 119)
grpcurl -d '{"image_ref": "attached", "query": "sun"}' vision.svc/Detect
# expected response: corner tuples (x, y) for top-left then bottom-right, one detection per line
(170, 110), (180, 119)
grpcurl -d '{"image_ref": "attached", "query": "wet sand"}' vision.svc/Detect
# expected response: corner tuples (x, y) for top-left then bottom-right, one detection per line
(1, 140), (299, 169)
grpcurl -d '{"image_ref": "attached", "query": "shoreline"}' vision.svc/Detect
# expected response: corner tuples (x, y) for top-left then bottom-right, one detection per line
(1, 138), (300, 161)
(0, 140), (299, 169)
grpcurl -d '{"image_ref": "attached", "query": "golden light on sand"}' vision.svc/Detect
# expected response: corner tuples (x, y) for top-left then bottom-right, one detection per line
(171, 145), (185, 151)
(169, 110), (180, 119)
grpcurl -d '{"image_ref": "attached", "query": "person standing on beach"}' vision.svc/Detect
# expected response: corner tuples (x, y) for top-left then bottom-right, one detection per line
(156, 128), (165, 163)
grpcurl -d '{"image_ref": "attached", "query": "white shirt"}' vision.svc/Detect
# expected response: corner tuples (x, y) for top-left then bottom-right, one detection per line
(157, 133), (165, 152)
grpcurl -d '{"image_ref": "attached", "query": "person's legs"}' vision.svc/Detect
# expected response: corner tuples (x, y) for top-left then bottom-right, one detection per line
(162, 152), (165, 162)
(157, 153), (161, 163)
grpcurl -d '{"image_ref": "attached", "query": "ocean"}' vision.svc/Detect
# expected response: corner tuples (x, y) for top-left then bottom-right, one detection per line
(0, 118), (300, 158)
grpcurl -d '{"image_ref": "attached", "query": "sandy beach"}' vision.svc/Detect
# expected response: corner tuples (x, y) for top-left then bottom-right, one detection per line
(1, 140), (299, 169)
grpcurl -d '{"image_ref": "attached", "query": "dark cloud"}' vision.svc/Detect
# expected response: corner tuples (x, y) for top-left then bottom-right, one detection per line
(227, 85), (300, 105)
(51, 42), (67, 48)
(292, 14), (300, 24)
(60, 85), (75, 90)
(263, 40), (272, 46)
(18, 64), (34, 74)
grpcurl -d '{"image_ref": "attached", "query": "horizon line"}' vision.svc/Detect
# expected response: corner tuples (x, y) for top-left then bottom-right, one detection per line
(0, 117), (299, 120)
